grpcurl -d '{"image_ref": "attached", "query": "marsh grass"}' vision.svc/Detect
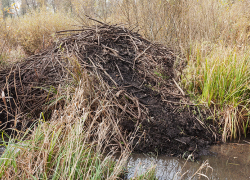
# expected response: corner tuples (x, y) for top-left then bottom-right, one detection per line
(0, 3), (250, 179)
(105, 0), (250, 139)
(106, 0), (250, 140)
(131, 165), (157, 180)
(0, 6), (76, 55)
(0, 81), (130, 179)
(183, 44), (250, 140)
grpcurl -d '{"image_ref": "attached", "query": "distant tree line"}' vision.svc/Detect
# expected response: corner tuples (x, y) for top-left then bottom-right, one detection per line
(0, 0), (76, 17)
(0, 0), (117, 22)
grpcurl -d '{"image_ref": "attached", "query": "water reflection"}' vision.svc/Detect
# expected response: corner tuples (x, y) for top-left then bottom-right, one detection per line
(127, 154), (202, 180)
(126, 142), (250, 179)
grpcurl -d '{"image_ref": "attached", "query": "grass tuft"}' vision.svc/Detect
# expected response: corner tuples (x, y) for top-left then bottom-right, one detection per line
(0, 6), (76, 55)
(0, 81), (130, 179)
(183, 44), (250, 140)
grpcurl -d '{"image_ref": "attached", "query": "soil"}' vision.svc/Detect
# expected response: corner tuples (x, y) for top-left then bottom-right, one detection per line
(0, 21), (220, 159)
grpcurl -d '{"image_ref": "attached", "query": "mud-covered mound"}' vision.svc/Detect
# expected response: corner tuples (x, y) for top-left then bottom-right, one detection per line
(0, 22), (219, 158)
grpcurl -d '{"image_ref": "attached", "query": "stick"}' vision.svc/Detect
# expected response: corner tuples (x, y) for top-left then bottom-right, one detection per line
(133, 44), (152, 69)
(173, 78), (185, 96)
(243, 140), (250, 145)
(115, 63), (124, 81)
(115, 102), (138, 119)
(1, 91), (8, 123)
(85, 15), (109, 26)
(162, 99), (197, 106)
(175, 138), (186, 145)
(101, 44), (133, 64)
(95, 62), (118, 87)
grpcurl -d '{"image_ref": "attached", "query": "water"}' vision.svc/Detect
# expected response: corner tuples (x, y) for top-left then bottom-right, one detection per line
(126, 141), (250, 179)
(0, 137), (250, 179)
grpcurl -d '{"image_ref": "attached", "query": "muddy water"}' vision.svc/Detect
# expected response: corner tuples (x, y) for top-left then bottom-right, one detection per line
(126, 141), (250, 179)
(0, 138), (249, 179)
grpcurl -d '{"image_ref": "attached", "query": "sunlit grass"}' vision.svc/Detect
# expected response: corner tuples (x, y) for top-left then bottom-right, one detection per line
(0, 6), (77, 55)
(183, 44), (250, 140)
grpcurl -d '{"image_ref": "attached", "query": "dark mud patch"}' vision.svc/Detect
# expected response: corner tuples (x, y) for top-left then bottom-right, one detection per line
(119, 84), (217, 158)
(0, 22), (220, 158)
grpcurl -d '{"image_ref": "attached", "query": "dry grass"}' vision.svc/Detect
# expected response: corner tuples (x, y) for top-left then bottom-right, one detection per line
(0, 0), (225, 179)
(174, 158), (213, 180)
(2, 1), (250, 60)
(85, 0), (250, 50)
(0, 6), (76, 55)
(0, 2), (249, 179)
(99, 0), (250, 140)
(130, 164), (157, 180)
(0, 43), (26, 68)
(0, 78), (131, 179)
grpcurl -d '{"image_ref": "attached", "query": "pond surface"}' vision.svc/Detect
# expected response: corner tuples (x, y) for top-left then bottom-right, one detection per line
(126, 140), (250, 179)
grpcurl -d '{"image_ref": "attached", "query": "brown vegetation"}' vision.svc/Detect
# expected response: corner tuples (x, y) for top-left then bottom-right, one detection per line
(0, 22), (218, 161)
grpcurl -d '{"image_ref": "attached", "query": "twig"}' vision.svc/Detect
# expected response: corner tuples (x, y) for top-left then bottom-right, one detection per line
(162, 99), (197, 106)
(173, 78), (185, 96)
(243, 140), (250, 144)
(133, 44), (152, 69)
(85, 15), (109, 26)
(13, 109), (17, 128)
(1, 91), (8, 124)
(114, 102), (138, 119)
(18, 66), (24, 92)
(95, 62), (118, 87)
(115, 63), (124, 81)
(101, 44), (133, 64)
(195, 117), (206, 129)
(135, 98), (141, 119)
(95, 54), (106, 64)
(56, 29), (86, 34)
(128, 35), (139, 51)
(175, 138), (186, 145)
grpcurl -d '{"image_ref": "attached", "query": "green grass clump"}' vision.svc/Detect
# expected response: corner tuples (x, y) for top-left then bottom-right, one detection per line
(0, 119), (121, 179)
(185, 46), (250, 107)
(183, 45), (250, 141)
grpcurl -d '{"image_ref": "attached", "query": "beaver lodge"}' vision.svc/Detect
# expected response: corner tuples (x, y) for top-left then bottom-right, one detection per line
(0, 21), (220, 159)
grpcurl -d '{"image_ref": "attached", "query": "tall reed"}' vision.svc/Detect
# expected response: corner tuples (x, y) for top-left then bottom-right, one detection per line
(183, 44), (250, 140)
(0, 81), (130, 179)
